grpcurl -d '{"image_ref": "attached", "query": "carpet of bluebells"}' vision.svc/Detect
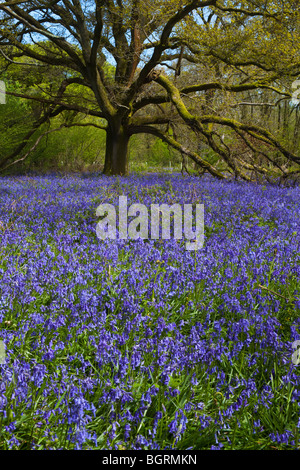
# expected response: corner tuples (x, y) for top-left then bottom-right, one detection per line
(0, 172), (300, 450)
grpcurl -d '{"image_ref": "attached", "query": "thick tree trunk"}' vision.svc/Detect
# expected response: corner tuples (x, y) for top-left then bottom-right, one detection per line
(103, 123), (129, 175)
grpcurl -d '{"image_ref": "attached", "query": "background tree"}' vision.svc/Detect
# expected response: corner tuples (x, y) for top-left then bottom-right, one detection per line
(0, 0), (299, 179)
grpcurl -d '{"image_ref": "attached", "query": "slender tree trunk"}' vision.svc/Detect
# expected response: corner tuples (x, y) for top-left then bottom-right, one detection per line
(103, 121), (130, 175)
(293, 107), (300, 153)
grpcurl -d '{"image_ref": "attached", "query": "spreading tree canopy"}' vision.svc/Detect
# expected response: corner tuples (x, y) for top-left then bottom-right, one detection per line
(0, 0), (300, 178)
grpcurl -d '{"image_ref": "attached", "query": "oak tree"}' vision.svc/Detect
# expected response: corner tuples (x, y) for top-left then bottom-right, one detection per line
(0, 0), (299, 179)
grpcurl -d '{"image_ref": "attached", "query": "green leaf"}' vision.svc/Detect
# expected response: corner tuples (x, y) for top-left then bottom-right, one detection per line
(0, 340), (6, 364)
